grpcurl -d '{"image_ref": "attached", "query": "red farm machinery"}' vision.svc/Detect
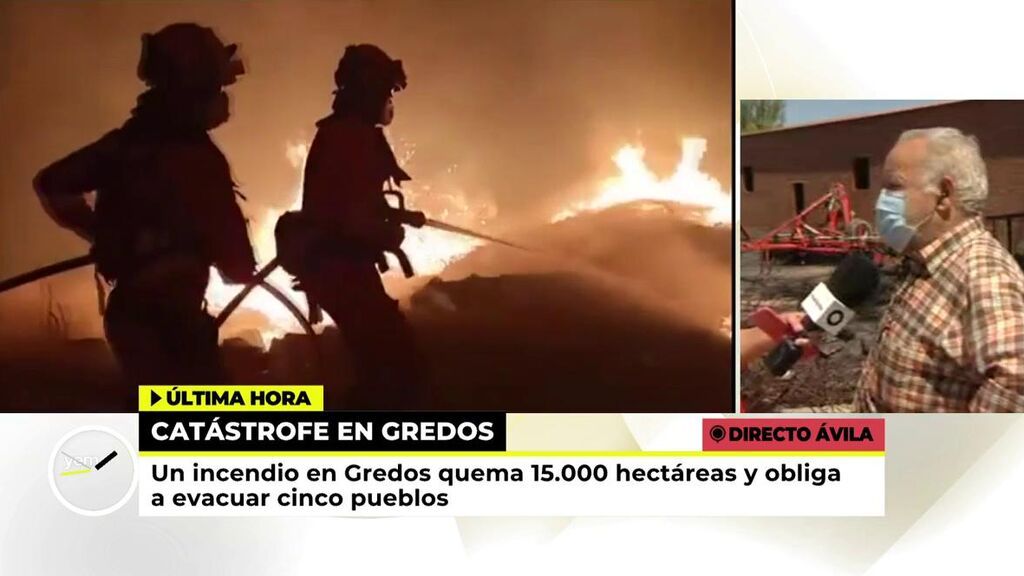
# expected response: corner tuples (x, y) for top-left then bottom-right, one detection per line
(741, 183), (888, 271)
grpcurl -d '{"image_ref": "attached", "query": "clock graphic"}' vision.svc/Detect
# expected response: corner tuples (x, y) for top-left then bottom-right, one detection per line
(48, 426), (138, 516)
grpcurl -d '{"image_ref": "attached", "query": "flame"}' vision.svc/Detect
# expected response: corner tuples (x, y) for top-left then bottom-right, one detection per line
(552, 137), (730, 225)
(206, 135), (728, 344)
(205, 140), (492, 345)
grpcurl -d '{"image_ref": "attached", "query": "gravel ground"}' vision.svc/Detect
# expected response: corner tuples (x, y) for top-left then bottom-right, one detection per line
(740, 251), (898, 412)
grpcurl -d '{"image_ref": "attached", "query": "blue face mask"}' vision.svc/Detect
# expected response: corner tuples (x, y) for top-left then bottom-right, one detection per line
(874, 188), (936, 253)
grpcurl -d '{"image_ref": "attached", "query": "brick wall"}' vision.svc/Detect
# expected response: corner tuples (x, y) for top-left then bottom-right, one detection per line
(740, 101), (1024, 236)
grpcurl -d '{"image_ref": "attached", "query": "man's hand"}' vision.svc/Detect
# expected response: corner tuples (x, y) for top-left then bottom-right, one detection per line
(36, 192), (97, 243)
(33, 130), (119, 243)
(380, 222), (406, 251)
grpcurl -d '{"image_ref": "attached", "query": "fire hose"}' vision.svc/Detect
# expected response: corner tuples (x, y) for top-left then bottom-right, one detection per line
(213, 196), (535, 329)
(421, 217), (535, 253)
(0, 186), (537, 395)
(0, 254), (95, 294)
(0, 214), (533, 333)
(0, 252), (318, 337)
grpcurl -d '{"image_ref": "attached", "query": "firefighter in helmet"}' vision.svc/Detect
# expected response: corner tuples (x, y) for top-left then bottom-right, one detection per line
(280, 44), (424, 408)
(34, 23), (256, 389)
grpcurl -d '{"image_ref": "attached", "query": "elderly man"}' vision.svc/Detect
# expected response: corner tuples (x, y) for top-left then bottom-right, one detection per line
(856, 127), (1024, 412)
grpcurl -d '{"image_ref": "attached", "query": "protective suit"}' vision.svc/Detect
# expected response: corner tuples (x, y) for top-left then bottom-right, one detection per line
(34, 23), (255, 388)
(283, 44), (424, 408)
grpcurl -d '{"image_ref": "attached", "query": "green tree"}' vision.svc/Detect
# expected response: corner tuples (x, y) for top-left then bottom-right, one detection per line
(741, 100), (786, 133)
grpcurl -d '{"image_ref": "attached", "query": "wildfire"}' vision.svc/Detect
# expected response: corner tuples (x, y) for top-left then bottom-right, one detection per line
(552, 137), (730, 225)
(205, 140), (492, 345)
(206, 136), (730, 344)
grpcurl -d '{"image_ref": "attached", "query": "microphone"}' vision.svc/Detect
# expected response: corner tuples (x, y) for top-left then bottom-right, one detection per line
(762, 252), (880, 376)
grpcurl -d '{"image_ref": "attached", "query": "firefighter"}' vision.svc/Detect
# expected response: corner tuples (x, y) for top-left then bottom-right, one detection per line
(283, 44), (424, 408)
(33, 23), (256, 389)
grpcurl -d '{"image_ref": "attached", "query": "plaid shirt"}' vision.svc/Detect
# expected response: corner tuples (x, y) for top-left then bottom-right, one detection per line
(855, 217), (1024, 412)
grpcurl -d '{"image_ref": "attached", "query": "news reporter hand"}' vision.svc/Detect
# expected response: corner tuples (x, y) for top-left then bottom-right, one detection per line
(740, 312), (810, 371)
(741, 328), (779, 368)
(781, 312), (810, 345)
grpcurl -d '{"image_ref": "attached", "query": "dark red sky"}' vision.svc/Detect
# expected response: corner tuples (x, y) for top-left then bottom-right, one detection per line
(0, 0), (730, 278)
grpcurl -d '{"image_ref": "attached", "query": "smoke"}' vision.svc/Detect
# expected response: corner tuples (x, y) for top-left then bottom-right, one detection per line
(0, 0), (730, 280)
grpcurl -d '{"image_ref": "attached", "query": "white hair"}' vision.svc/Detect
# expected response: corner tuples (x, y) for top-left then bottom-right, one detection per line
(897, 127), (988, 214)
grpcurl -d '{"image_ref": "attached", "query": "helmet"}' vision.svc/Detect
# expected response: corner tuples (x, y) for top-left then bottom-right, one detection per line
(137, 23), (244, 93)
(331, 44), (406, 123)
(334, 44), (406, 97)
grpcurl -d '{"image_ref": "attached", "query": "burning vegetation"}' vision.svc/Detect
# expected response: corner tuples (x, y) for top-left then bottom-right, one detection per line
(209, 136), (730, 344)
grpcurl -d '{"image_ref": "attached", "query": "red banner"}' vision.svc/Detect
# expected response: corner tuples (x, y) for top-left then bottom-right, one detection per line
(703, 418), (884, 451)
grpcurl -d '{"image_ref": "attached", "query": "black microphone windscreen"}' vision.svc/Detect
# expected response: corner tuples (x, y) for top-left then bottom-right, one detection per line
(824, 252), (880, 308)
